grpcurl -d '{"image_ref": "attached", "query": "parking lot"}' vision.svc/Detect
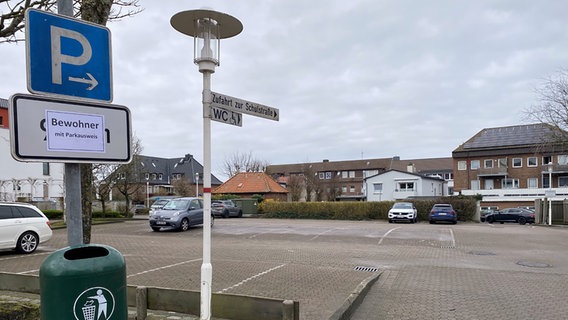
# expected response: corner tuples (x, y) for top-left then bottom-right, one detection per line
(1, 218), (567, 319)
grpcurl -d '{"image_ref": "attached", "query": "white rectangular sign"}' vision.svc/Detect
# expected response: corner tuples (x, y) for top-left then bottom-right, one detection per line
(210, 91), (279, 121)
(46, 110), (106, 153)
(210, 106), (242, 127)
(9, 94), (131, 163)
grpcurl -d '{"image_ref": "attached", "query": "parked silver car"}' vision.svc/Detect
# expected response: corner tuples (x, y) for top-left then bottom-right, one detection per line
(212, 200), (243, 218)
(149, 197), (214, 232)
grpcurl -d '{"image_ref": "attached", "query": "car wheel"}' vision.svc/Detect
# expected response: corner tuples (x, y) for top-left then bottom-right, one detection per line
(452, 220), (457, 225)
(388, 219), (393, 223)
(519, 217), (527, 225)
(223, 210), (229, 218)
(499, 221), (504, 224)
(151, 227), (161, 232)
(16, 231), (39, 254)
(179, 218), (190, 232)
(429, 220), (435, 224)
(487, 217), (494, 224)
(410, 218), (415, 224)
(237, 210), (243, 218)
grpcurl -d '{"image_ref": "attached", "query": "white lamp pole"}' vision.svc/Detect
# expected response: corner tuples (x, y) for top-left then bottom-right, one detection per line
(171, 10), (242, 320)
(548, 163), (553, 225)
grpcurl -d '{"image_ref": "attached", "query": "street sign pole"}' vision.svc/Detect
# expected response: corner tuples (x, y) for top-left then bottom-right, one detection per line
(58, 0), (83, 246)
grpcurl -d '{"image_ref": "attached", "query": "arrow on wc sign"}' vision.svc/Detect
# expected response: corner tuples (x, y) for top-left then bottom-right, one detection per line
(25, 9), (113, 102)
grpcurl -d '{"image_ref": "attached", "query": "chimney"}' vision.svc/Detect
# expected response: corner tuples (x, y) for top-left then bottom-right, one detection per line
(407, 163), (416, 173)
(393, 156), (400, 161)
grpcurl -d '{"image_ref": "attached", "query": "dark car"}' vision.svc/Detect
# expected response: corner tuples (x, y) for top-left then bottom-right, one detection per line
(480, 206), (499, 222)
(429, 204), (457, 224)
(212, 200), (243, 218)
(485, 208), (535, 225)
(149, 197), (214, 232)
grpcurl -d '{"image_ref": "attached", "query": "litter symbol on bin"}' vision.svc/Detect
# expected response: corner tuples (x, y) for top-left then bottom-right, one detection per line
(73, 286), (115, 320)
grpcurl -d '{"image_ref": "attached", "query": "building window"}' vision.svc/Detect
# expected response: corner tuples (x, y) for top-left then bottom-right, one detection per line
(512, 158), (522, 168)
(502, 178), (519, 189)
(0, 116), (3, 126)
(398, 182), (414, 191)
(159, 173), (163, 180)
(471, 160), (480, 170)
(471, 180), (480, 190)
(458, 161), (467, 171)
(559, 177), (568, 187)
(319, 172), (324, 179)
(325, 172), (332, 179)
(42, 163), (50, 176)
(527, 178), (538, 188)
(349, 171), (355, 178)
(373, 183), (383, 193)
(528, 157), (538, 167)
(498, 158), (507, 168)
(484, 159), (493, 168)
(350, 186), (355, 192)
(342, 186), (347, 193)
(119, 173), (126, 179)
(145, 173), (149, 180)
(342, 171), (348, 178)
(543, 176), (550, 188)
(364, 170), (379, 177)
(558, 155), (568, 165)
(543, 156), (552, 166)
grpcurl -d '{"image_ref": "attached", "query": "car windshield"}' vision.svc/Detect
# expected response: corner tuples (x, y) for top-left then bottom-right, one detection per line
(162, 199), (189, 210)
(393, 203), (412, 209)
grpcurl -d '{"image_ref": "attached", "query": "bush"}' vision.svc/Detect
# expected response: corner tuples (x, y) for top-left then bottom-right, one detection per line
(42, 210), (63, 220)
(261, 197), (478, 221)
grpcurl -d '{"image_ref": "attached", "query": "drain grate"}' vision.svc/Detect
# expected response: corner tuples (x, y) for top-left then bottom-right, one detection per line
(354, 266), (379, 272)
(469, 250), (496, 256)
(516, 261), (551, 268)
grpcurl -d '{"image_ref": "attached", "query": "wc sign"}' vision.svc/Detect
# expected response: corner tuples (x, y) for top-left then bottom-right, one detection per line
(25, 9), (112, 102)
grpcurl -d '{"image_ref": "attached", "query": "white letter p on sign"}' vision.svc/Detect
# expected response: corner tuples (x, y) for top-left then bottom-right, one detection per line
(50, 25), (92, 85)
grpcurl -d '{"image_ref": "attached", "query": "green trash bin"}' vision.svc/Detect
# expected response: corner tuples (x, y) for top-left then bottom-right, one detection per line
(40, 244), (127, 320)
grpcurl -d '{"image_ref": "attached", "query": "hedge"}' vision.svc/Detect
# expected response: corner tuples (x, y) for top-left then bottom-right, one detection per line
(260, 197), (477, 221)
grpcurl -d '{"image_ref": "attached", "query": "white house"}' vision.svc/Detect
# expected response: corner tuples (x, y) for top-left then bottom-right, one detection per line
(0, 125), (65, 205)
(364, 169), (446, 201)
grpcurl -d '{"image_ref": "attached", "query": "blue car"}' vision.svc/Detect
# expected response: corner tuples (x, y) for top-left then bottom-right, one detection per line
(429, 204), (457, 224)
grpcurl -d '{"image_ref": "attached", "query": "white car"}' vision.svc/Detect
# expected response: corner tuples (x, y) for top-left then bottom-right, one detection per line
(388, 202), (418, 223)
(0, 202), (53, 253)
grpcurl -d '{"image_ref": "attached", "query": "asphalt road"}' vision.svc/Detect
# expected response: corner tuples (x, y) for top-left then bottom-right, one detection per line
(1, 218), (567, 320)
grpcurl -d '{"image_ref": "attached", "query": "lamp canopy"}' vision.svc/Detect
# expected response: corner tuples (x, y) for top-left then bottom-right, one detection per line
(170, 9), (243, 39)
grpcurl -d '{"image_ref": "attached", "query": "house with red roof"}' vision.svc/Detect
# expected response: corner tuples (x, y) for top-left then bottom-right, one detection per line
(213, 172), (288, 201)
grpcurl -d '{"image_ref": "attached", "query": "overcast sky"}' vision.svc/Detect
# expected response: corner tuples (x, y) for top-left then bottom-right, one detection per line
(2, 0), (568, 180)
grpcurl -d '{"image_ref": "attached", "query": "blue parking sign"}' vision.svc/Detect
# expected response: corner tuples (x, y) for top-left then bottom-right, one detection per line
(26, 9), (113, 102)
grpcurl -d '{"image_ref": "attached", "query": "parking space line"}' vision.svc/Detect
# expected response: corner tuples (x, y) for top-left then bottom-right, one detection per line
(127, 258), (202, 278)
(217, 264), (286, 294)
(378, 227), (401, 245)
(449, 228), (456, 248)
(310, 228), (335, 240)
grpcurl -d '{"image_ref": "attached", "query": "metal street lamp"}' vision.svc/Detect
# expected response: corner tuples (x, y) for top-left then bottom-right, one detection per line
(196, 172), (200, 197)
(171, 9), (242, 320)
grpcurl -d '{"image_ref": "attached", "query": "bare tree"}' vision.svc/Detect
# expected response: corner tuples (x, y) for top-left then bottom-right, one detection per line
(109, 136), (143, 217)
(526, 69), (568, 150)
(172, 178), (193, 197)
(286, 174), (304, 202)
(222, 151), (269, 178)
(1, 0), (142, 42)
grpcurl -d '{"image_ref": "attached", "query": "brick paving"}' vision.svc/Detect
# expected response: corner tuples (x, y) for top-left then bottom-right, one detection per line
(1, 219), (567, 319)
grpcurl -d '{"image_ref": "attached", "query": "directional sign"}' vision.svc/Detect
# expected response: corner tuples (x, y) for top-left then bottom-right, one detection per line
(211, 106), (243, 127)
(210, 91), (279, 121)
(25, 9), (113, 102)
(9, 94), (131, 163)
